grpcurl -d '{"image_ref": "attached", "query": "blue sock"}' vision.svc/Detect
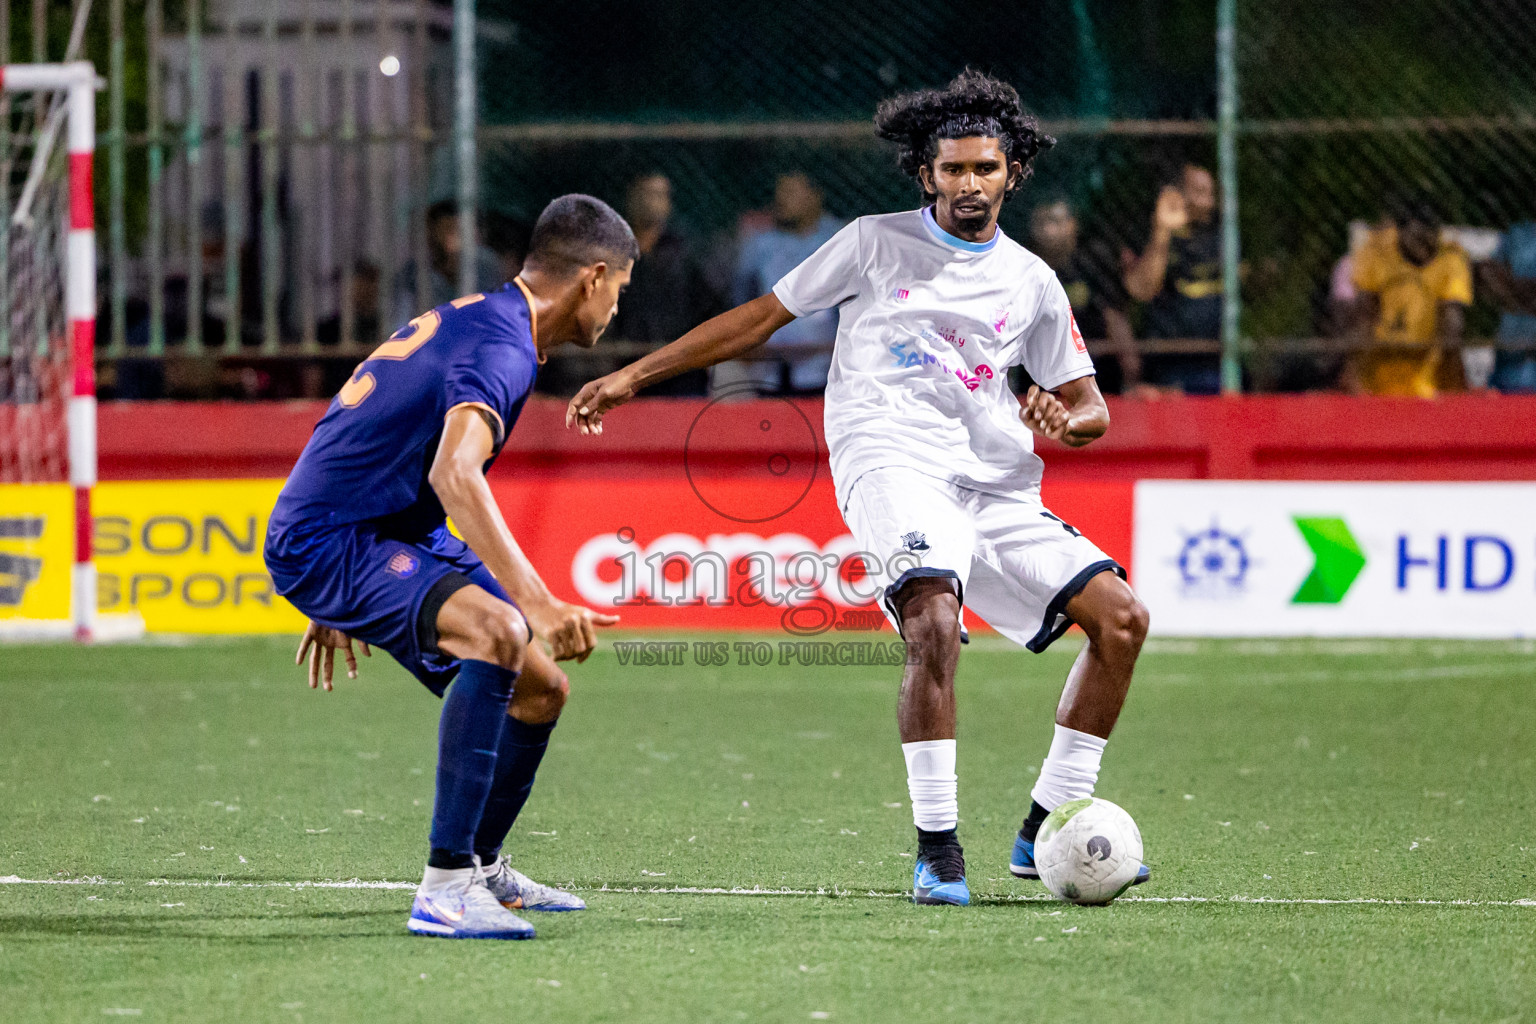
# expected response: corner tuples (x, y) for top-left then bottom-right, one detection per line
(427, 660), (517, 869)
(473, 716), (557, 864)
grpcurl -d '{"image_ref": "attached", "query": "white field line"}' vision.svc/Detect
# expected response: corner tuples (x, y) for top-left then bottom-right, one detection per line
(1140, 661), (1536, 687)
(2, 875), (1533, 907)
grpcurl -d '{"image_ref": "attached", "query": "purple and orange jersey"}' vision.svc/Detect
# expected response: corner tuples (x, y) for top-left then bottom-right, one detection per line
(271, 281), (539, 537)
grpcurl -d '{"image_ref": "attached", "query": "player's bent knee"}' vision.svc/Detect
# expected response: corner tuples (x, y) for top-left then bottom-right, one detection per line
(522, 668), (569, 719)
(1089, 593), (1148, 659)
(543, 672), (571, 717)
(474, 604), (528, 673)
(1126, 597), (1151, 647)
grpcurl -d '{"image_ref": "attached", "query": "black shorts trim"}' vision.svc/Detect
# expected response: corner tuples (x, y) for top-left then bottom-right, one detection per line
(416, 571), (476, 657)
(883, 567), (968, 645)
(1025, 559), (1126, 654)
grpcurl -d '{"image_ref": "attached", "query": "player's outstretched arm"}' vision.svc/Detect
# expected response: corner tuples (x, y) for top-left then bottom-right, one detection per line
(566, 292), (797, 435)
(430, 406), (620, 661)
(1021, 376), (1109, 449)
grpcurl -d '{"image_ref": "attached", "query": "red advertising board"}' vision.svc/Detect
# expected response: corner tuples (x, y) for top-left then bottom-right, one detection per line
(488, 476), (1134, 634)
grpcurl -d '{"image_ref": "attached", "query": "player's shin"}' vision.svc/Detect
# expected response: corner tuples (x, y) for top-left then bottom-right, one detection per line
(904, 739), (970, 903)
(472, 715), (556, 864)
(903, 739), (959, 838)
(1021, 724), (1106, 842)
(427, 660), (518, 870)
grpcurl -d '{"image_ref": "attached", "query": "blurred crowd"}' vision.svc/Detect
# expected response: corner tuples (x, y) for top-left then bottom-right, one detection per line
(96, 166), (1536, 402)
(568, 165), (1536, 401)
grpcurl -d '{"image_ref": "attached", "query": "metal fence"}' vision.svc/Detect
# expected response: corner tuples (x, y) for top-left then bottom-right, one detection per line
(5, 0), (1535, 398)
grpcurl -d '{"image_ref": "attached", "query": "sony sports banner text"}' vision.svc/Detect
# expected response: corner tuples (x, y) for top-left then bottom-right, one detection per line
(1132, 481), (1536, 638)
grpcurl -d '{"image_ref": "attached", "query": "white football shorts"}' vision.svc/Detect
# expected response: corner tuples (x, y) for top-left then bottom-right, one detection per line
(841, 466), (1125, 652)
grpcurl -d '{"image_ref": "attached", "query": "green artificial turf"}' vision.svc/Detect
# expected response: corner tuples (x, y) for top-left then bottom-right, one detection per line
(1, 634), (1533, 1022)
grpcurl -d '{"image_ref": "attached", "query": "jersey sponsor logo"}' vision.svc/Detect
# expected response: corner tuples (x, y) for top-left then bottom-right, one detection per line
(386, 551), (421, 579)
(928, 325), (965, 349)
(1069, 311), (1087, 353)
(887, 341), (994, 392)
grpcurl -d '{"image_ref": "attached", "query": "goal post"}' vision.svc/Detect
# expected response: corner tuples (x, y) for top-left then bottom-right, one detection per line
(0, 61), (98, 641)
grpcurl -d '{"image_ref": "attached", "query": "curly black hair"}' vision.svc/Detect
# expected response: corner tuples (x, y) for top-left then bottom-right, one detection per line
(874, 70), (1054, 201)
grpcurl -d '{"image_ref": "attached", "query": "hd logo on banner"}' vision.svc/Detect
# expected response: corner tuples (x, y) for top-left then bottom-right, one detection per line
(1133, 481), (1536, 638)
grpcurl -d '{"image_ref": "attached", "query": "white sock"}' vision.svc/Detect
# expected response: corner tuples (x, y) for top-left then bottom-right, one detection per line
(1030, 724), (1107, 811)
(420, 864), (474, 895)
(903, 739), (958, 832)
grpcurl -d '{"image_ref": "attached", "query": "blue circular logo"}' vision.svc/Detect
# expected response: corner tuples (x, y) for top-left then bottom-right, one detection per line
(1177, 523), (1250, 589)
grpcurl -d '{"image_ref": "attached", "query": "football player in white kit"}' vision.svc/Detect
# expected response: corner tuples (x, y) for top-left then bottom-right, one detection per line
(568, 71), (1151, 906)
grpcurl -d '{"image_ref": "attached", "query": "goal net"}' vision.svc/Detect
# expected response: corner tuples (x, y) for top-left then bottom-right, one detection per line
(0, 62), (115, 641)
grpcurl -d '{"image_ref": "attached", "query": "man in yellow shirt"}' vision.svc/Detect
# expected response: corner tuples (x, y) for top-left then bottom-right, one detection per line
(1350, 200), (1472, 398)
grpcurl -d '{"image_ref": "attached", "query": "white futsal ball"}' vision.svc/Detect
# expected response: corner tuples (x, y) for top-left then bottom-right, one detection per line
(1034, 797), (1144, 905)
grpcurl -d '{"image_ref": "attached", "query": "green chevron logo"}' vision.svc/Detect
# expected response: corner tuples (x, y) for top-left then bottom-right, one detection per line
(1291, 516), (1367, 604)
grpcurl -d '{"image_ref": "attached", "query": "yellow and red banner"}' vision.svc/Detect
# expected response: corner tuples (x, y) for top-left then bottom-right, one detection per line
(2, 480), (304, 634)
(0, 483), (75, 623)
(92, 480), (306, 633)
(2, 477), (1134, 636)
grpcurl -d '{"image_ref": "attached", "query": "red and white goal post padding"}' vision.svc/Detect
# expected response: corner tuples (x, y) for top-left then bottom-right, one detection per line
(2, 62), (98, 641)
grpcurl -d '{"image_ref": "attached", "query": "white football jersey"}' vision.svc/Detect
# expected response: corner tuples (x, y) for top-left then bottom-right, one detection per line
(773, 207), (1095, 509)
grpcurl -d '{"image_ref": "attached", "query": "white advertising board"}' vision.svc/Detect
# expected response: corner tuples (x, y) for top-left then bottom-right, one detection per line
(1132, 481), (1536, 638)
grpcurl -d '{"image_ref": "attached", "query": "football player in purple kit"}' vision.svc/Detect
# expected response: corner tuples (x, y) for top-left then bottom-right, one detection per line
(265, 195), (632, 939)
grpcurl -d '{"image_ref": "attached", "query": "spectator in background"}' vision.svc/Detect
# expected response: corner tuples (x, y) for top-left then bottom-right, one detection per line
(1027, 197), (1138, 394)
(1122, 164), (1224, 394)
(1348, 199), (1471, 398)
(715, 172), (843, 396)
(317, 261), (382, 347)
(391, 199), (504, 328)
(612, 174), (723, 345)
(607, 174), (721, 395)
(1478, 221), (1536, 393)
(483, 211), (534, 284)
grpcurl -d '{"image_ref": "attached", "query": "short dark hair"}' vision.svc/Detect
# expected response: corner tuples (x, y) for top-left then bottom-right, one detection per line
(874, 70), (1054, 201)
(524, 194), (638, 276)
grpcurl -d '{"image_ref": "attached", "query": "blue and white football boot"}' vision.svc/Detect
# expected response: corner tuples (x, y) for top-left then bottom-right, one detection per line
(407, 863), (537, 939)
(1010, 832), (1152, 885)
(480, 854), (587, 912)
(912, 842), (970, 906)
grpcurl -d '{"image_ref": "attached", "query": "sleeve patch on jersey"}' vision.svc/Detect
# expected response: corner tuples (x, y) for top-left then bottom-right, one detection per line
(1069, 311), (1087, 353)
(446, 401), (506, 445)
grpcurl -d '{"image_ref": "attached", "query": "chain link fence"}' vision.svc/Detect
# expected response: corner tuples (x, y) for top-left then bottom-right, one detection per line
(3, 0), (1533, 398)
(1234, 0), (1536, 390)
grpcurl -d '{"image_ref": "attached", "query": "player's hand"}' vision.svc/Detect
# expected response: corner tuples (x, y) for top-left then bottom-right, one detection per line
(1021, 385), (1072, 442)
(566, 369), (639, 436)
(1153, 185), (1188, 235)
(295, 620), (371, 691)
(525, 599), (621, 663)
